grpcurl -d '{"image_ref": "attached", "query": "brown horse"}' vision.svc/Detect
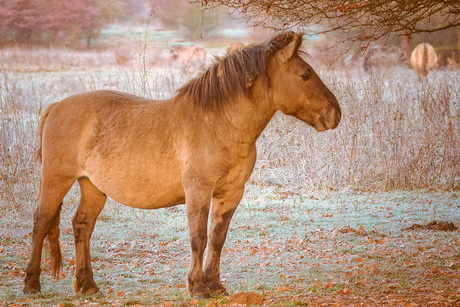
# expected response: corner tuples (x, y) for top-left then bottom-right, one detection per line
(226, 42), (246, 54)
(23, 32), (341, 298)
(171, 45), (207, 69)
(410, 43), (438, 76)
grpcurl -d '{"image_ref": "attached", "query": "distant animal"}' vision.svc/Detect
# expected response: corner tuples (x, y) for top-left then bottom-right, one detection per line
(363, 45), (381, 72)
(435, 49), (460, 67)
(226, 42), (246, 54)
(447, 57), (460, 70)
(410, 43), (438, 76)
(22, 32), (341, 299)
(171, 45), (207, 69)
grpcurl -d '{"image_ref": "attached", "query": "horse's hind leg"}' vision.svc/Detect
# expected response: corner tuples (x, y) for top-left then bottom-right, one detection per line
(23, 177), (75, 294)
(73, 177), (106, 294)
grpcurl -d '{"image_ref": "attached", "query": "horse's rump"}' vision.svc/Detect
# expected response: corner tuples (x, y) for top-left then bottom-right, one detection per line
(172, 45), (207, 67)
(410, 43), (438, 76)
(226, 42), (246, 54)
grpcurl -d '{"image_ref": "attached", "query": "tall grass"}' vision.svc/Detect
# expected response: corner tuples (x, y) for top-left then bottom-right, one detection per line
(0, 47), (459, 213)
(254, 68), (460, 192)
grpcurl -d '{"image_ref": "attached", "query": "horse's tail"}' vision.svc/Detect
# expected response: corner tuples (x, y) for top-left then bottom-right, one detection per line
(35, 102), (63, 280)
(47, 204), (62, 280)
(422, 44), (429, 75)
(36, 102), (58, 162)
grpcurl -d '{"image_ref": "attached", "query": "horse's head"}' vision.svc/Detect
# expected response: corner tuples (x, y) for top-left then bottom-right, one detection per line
(267, 32), (341, 131)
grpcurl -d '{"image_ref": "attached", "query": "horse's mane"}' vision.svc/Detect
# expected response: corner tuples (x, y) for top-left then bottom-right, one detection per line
(176, 32), (303, 111)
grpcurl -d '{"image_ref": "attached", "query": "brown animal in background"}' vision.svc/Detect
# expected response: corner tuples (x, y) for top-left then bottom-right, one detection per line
(447, 57), (460, 70)
(23, 32), (341, 298)
(171, 45), (206, 69)
(410, 43), (438, 76)
(435, 49), (460, 68)
(363, 45), (381, 72)
(226, 42), (246, 54)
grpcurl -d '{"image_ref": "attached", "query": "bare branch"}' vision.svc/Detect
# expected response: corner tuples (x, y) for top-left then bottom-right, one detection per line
(193, 0), (460, 44)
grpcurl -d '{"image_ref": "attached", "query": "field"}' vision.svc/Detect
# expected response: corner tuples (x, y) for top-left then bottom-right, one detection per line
(0, 41), (459, 306)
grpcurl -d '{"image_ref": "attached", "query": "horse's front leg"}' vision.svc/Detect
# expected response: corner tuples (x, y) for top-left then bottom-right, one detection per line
(185, 185), (212, 298)
(204, 187), (244, 295)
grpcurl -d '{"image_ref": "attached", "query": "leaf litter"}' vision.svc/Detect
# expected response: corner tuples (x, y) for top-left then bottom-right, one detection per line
(403, 221), (458, 231)
(0, 189), (459, 306)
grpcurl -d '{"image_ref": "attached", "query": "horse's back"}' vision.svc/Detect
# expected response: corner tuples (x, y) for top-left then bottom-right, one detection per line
(41, 90), (153, 159)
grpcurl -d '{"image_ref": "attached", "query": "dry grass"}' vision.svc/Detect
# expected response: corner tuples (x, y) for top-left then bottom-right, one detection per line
(254, 67), (460, 192)
(1, 47), (459, 214)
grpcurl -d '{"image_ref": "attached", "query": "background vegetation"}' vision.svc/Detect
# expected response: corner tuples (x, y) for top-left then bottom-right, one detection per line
(0, 0), (238, 46)
(1, 45), (459, 213)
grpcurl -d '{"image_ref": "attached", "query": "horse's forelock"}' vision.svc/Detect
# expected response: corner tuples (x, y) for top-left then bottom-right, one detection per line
(176, 32), (303, 111)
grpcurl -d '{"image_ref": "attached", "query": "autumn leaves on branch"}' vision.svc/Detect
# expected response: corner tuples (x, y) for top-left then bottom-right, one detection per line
(196, 0), (460, 44)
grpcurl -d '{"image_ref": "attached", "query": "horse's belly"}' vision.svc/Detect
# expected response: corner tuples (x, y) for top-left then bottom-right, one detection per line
(112, 184), (185, 209)
(86, 167), (185, 209)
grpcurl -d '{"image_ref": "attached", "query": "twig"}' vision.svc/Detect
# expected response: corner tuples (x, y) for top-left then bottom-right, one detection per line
(447, 296), (460, 307)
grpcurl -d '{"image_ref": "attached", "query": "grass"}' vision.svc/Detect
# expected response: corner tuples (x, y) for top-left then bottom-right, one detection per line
(1, 188), (459, 305)
(0, 44), (459, 305)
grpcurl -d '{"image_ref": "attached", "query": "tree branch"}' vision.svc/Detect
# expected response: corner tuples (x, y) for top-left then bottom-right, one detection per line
(193, 0), (460, 44)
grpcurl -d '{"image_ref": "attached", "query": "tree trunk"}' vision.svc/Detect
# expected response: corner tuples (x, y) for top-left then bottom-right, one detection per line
(458, 28), (460, 61)
(399, 34), (411, 66)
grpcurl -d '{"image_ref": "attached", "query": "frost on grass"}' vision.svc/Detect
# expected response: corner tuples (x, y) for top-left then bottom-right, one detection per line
(1, 190), (459, 305)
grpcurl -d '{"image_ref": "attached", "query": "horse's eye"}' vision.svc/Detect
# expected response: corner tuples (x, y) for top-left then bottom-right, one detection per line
(301, 70), (311, 81)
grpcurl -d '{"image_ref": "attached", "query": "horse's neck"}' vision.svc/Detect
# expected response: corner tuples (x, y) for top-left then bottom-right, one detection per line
(212, 87), (276, 148)
(173, 82), (276, 150)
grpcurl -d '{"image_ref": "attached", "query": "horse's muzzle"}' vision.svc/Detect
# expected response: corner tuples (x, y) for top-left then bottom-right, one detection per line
(315, 103), (341, 132)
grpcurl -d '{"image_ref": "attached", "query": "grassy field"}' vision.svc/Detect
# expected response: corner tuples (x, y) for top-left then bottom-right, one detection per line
(0, 188), (459, 306)
(0, 43), (459, 306)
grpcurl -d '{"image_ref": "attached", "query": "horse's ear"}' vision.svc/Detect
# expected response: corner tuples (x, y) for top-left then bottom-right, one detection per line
(277, 33), (302, 62)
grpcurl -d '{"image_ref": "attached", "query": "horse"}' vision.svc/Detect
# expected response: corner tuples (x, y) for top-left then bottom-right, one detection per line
(410, 43), (438, 76)
(363, 45), (381, 73)
(226, 42), (246, 54)
(171, 44), (207, 70)
(23, 32), (341, 298)
(447, 57), (460, 70)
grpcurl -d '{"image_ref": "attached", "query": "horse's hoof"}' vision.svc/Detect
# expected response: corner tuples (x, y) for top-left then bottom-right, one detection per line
(194, 293), (211, 299)
(82, 287), (99, 295)
(23, 287), (40, 295)
(210, 288), (228, 296)
(207, 281), (228, 296)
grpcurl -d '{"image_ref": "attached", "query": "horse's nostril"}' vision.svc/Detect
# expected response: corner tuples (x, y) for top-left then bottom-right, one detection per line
(335, 109), (341, 122)
(325, 105), (341, 129)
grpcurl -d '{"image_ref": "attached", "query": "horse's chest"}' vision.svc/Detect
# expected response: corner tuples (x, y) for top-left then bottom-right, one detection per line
(214, 149), (257, 189)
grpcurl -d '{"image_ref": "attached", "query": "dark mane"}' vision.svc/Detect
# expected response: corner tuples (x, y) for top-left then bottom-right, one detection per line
(176, 32), (303, 111)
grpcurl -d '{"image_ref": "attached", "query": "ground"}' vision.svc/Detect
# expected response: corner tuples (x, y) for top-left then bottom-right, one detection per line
(1, 187), (459, 306)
